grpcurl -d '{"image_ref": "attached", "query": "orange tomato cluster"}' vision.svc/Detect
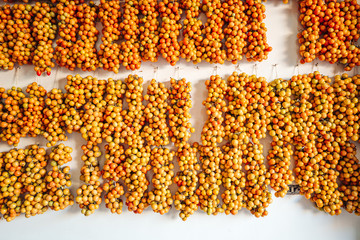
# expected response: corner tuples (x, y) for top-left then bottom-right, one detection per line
(45, 144), (74, 212)
(31, 2), (57, 76)
(43, 88), (68, 147)
(338, 142), (360, 215)
(222, 72), (247, 215)
(262, 0), (289, 3)
(21, 82), (47, 138)
(169, 78), (199, 220)
(173, 144), (199, 220)
(148, 147), (174, 214)
(98, 0), (122, 73)
(0, 1), (275, 74)
(55, 2), (78, 70)
(142, 79), (170, 146)
(11, 4), (35, 66)
(233, 73), (272, 217)
(158, 0), (182, 66)
(101, 78), (126, 214)
(55, 2), (99, 72)
(197, 75), (227, 215)
(243, 0), (272, 62)
(0, 5), (14, 70)
(103, 181), (124, 214)
(119, 0), (141, 70)
(291, 72), (343, 215)
(64, 74), (106, 215)
(309, 73), (341, 215)
(223, 0), (248, 64)
(291, 74), (318, 198)
(180, 0), (203, 63)
(333, 74), (360, 143)
(102, 79), (126, 181)
(123, 146), (151, 214)
(3, 0), (86, 2)
(0, 87), (25, 146)
(0, 145), (47, 221)
(0, 83), (52, 147)
(168, 78), (195, 147)
(2, 71), (360, 221)
(267, 78), (295, 197)
(0, 144), (73, 222)
(73, 2), (99, 71)
(333, 73), (360, 215)
(298, 0), (360, 71)
(201, 0), (226, 64)
(139, 0), (160, 62)
(120, 75), (150, 214)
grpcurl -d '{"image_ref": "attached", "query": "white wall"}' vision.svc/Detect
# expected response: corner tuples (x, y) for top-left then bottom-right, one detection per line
(0, 1), (359, 240)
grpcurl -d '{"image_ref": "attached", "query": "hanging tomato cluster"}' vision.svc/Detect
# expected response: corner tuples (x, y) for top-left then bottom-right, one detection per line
(0, 71), (360, 222)
(0, 144), (74, 222)
(0, 0), (272, 75)
(298, 0), (360, 71)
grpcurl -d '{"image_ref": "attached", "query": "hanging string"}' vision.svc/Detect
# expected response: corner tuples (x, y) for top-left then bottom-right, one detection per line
(274, 64), (279, 79)
(35, 73), (39, 85)
(14, 66), (20, 86)
(53, 66), (59, 89)
(213, 65), (219, 76)
(312, 61), (320, 73)
(294, 64), (300, 76)
(235, 63), (242, 73)
(253, 63), (258, 76)
(153, 66), (159, 80)
(311, 62), (315, 73)
(175, 66), (180, 80)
